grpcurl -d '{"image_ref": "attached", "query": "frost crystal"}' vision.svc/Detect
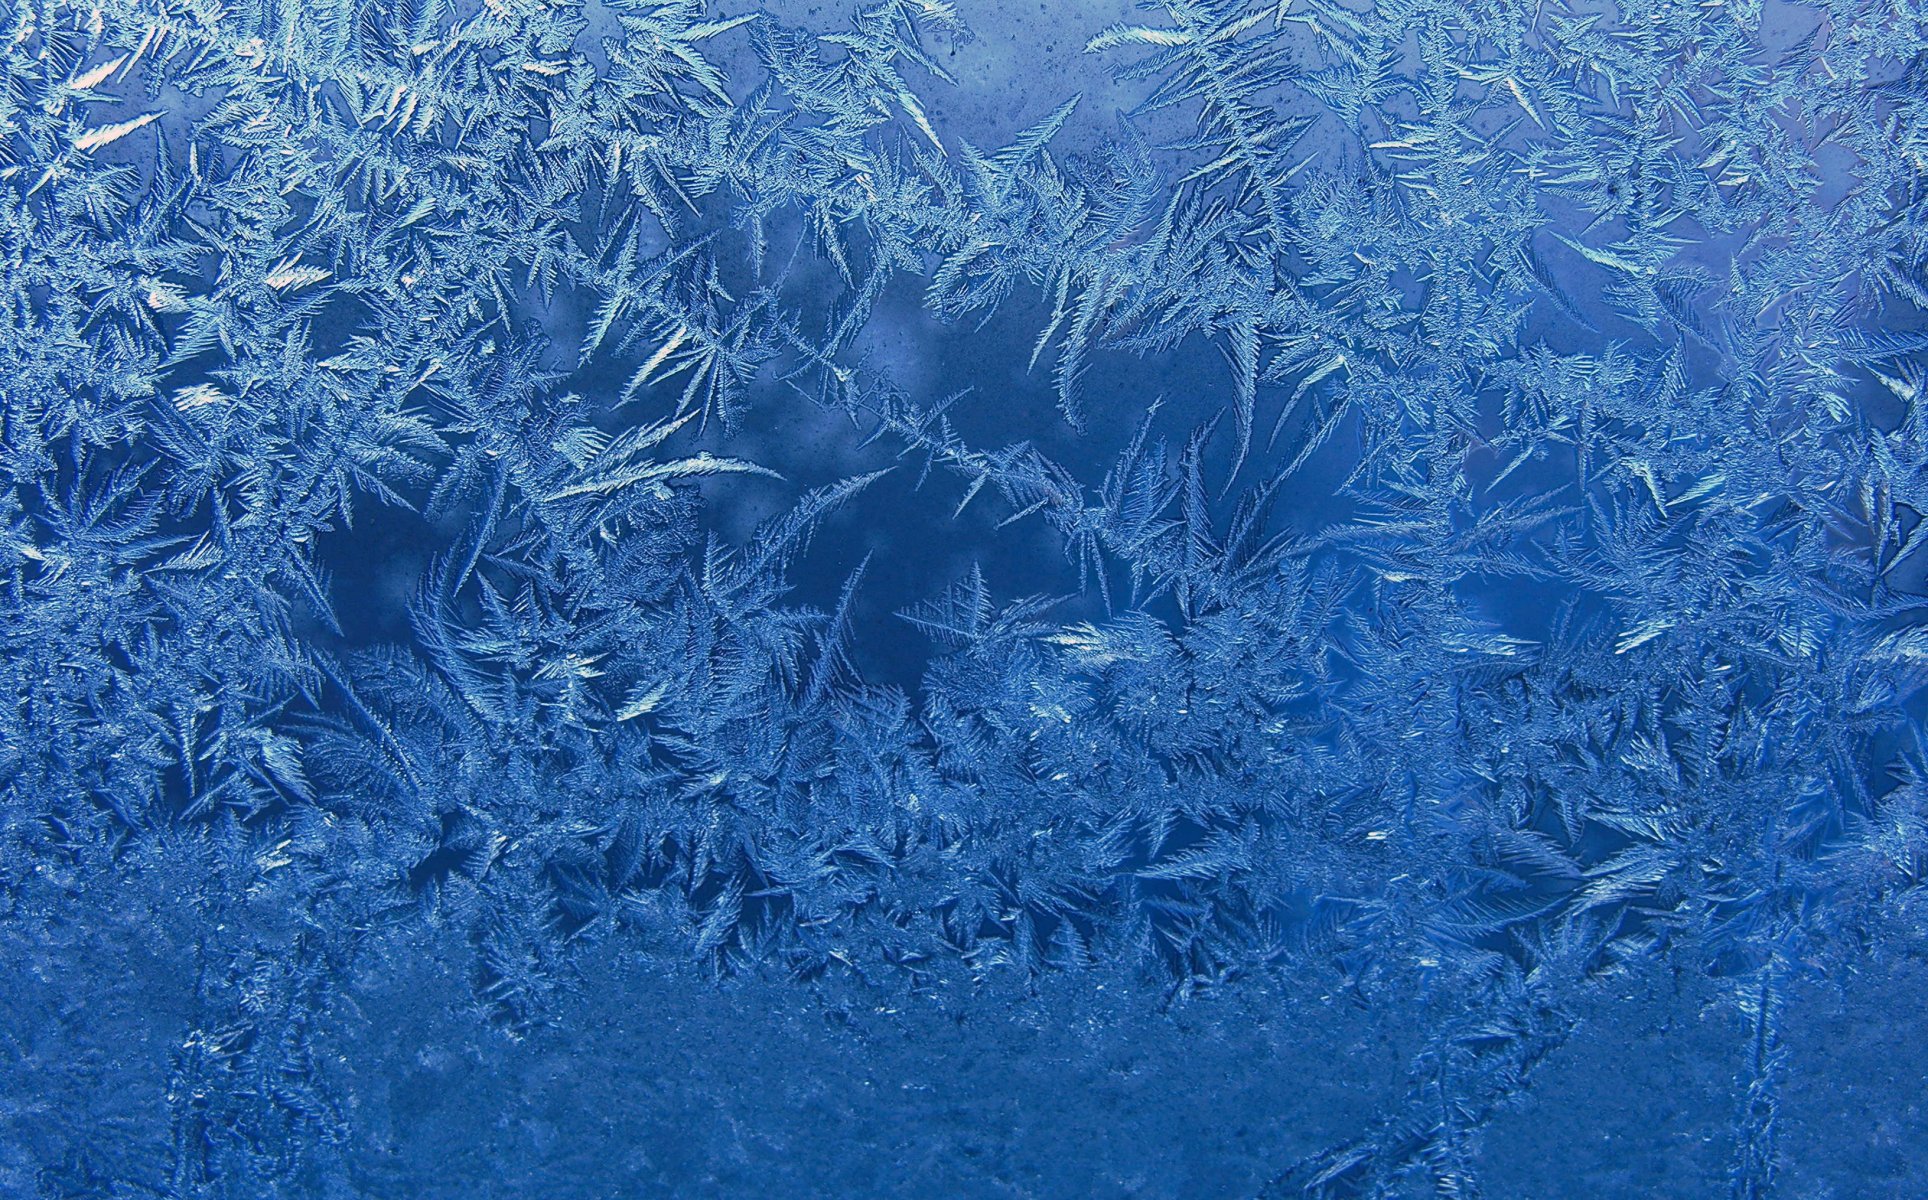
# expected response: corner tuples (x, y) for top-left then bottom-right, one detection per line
(1, 0), (1924, 1194)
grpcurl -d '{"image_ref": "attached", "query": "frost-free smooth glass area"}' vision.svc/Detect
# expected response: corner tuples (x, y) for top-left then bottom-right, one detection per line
(2, 0), (1925, 1196)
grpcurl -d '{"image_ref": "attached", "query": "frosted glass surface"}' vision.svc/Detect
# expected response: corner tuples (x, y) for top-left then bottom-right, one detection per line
(2, 1), (1925, 1196)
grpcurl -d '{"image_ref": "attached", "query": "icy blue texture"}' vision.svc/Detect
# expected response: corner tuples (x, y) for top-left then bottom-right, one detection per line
(2, 0), (1926, 1195)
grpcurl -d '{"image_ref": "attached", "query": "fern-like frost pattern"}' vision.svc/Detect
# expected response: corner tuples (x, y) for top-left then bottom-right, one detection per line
(1, 0), (1925, 1195)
